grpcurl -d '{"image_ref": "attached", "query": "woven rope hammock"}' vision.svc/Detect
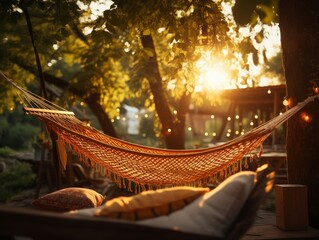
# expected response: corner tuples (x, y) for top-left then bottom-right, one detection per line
(2, 72), (319, 191)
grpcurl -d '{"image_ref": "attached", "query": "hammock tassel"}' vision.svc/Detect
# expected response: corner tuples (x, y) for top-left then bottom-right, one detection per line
(56, 138), (67, 170)
(2, 72), (318, 192)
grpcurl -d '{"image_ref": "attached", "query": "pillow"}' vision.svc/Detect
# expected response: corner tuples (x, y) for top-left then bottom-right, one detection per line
(32, 187), (105, 212)
(95, 186), (209, 221)
(138, 171), (256, 238)
(68, 206), (102, 216)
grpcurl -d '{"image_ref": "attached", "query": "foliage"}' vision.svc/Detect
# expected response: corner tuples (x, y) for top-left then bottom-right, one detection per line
(0, 147), (14, 158)
(0, 107), (40, 150)
(3, 122), (40, 150)
(0, 161), (36, 202)
(0, 0), (284, 148)
(232, 0), (279, 26)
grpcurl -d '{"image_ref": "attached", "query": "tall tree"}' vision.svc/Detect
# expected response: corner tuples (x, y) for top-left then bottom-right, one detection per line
(0, 0), (232, 149)
(233, 0), (319, 228)
(1, 0), (282, 149)
(106, 0), (231, 148)
(0, 0), (128, 138)
(279, 0), (319, 228)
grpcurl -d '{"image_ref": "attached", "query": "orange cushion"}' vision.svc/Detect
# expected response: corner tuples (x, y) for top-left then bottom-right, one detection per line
(95, 186), (209, 220)
(32, 187), (105, 212)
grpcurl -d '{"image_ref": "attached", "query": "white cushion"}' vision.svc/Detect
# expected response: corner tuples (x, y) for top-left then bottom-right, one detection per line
(138, 171), (256, 237)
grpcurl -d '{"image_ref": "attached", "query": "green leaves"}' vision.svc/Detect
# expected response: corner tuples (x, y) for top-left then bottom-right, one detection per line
(255, 30), (264, 43)
(91, 29), (112, 44)
(0, 161), (36, 202)
(232, 0), (278, 26)
(233, 0), (258, 26)
(256, 4), (276, 24)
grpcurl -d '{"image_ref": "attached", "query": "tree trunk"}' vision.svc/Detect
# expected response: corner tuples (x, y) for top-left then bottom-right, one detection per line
(279, 0), (319, 228)
(43, 73), (117, 138)
(84, 93), (117, 137)
(9, 43), (118, 138)
(141, 34), (187, 149)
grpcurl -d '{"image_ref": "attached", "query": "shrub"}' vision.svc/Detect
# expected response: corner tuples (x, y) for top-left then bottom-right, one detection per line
(0, 107), (41, 150)
(0, 161), (36, 202)
(2, 123), (39, 150)
(0, 147), (14, 158)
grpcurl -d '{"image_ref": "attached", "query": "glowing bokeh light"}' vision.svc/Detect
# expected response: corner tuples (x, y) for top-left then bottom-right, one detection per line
(195, 51), (236, 92)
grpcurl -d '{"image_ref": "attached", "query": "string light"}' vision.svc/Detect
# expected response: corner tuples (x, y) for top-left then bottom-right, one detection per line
(283, 97), (292, 108)
(165, 128), (172, 136)
(301, 112), (311, 123)
(283, 99), (289, 106)
(111, 95), (298, 142)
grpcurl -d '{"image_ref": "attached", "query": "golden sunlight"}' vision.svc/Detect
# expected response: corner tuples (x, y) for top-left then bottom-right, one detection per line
(195, 23), (282, 92)
(195, 51), (235, 92)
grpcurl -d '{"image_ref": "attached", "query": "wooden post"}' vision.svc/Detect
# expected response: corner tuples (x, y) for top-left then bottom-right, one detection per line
(276, 184), (308, 230)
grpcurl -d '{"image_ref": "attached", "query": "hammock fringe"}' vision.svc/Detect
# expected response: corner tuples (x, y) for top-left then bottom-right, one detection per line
(2, 72), (319, 192)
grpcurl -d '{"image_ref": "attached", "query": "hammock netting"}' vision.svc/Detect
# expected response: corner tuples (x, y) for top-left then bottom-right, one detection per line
(2, 72), (319, 191)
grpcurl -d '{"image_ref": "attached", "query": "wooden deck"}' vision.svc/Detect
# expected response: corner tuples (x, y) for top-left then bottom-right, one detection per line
(4, 152), (319, 239)
(242, 210), (319, 239)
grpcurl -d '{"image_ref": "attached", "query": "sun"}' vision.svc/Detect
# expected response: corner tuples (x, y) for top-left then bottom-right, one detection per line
(195, 51), (233, 92)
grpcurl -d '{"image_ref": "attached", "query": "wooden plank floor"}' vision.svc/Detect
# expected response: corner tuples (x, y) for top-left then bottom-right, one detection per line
(242, 210), (319, 239)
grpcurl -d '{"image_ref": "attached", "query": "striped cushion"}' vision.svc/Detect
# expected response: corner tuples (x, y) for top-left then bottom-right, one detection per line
(95, 186), (209, 221)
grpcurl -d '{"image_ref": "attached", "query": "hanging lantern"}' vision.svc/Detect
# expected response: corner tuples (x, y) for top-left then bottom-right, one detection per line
(197, 1), (216, 46)
(198, 23), (209, 46)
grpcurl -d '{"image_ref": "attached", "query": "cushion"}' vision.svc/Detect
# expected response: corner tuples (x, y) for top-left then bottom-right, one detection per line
(32, 187), (105, 212)
(95, 186), (209, 221)
(68, 206), (101, 216)
(138, 171), (256, 237)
